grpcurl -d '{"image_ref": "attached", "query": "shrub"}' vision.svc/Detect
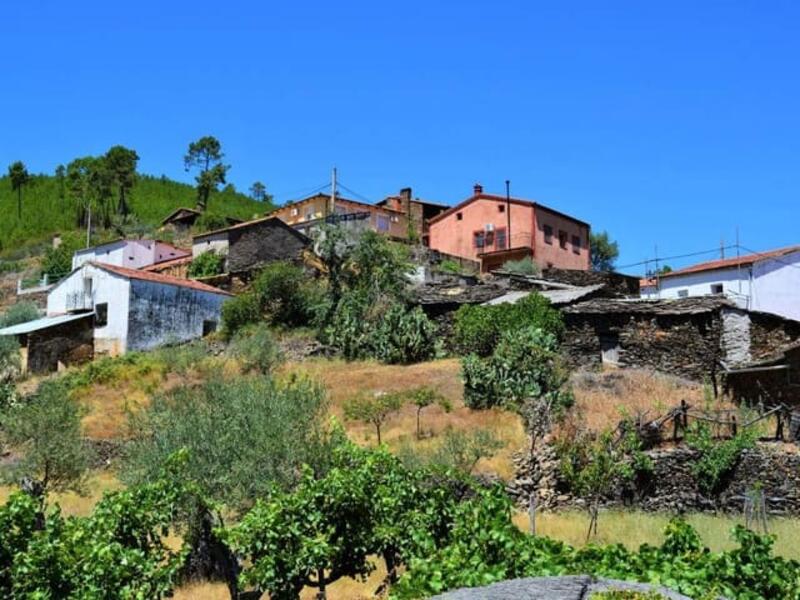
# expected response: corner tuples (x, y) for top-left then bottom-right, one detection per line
(250, 261), (318, 327)
(430, 428), (504, 475)
(221, 293), (261, 337)
(370, 304), (439, 364)
(344, 391), (403, 445)
(462, 326), (572, 411)
(0, 302), (39, 328)
(502, 256), (540, 275)
(686, 421), (757, 495)
(228, 323), (283, 374)
(453, 292), (563, 357)
(193, 211), (229, 233)
(187, 250), (225, 278)
(41, 232), (82, 281)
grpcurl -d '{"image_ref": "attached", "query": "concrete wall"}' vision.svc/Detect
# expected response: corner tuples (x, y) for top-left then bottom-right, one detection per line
(533, 206), (590, 270)
(48, 264), (131, 356)
(73, 241), (127, 270)
(192, 231), (229, 258)
(752, 250), (800, 321)
(73, 240), (188, 270)
(126, 279), (227, 351)
(429, 198), (534, 261)
(650, 268), (749, 303)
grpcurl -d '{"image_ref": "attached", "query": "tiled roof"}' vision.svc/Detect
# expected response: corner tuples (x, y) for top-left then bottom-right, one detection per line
(142, 255), (193, 272)
(661, 246), (800, 279)
(90, 262), (233, 296)
(427, 192), (590, 227)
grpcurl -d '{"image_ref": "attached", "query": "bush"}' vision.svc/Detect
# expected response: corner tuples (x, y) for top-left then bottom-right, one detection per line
(0, 302), (39, 328)
(686, 422), (757, 495)
(453, 292), (563, 357)
(187, 250), (225, 278)
(250, 261), (318, 327)
(221, 293), (261, 337)
(462, 326), (572, 411)
(502, 256), (540, 275)
(41, 233), (82, 280)
(193, 211), (229, 233)
(228, 323), (283, 374)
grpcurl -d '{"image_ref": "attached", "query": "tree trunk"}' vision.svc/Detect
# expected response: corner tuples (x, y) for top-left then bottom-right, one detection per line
(376, 423), (382, 446)
(416, 407), (422, 439)
(180, 507), (241, 599)
(316, 568), (327, 600)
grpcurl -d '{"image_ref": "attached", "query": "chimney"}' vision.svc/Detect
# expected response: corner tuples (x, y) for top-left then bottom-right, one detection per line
(400, 187), (412, 214)
(473, 183), (483, 196)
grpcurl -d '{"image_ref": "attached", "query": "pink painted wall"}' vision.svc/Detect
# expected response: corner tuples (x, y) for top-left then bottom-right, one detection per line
(533, 206), (590, 270)
(428, 195), (590, 270)
(428, 197), (533, 261)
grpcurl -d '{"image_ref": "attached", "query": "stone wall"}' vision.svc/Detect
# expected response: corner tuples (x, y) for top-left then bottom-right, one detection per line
(227, 219), (309, 276)
(510, 443), (800, 515)
(748, 311), (800, 362)
(27, 317), (94, 373)
(542, 268), (640, 297)
(562, 312), (723, 382)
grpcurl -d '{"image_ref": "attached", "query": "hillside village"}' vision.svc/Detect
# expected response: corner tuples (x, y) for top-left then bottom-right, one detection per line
(2, 161), (800, 598)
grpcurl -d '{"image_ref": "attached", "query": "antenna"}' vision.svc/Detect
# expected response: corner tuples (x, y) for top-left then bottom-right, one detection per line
(720, 237), (725, 259)
(505, 180), (511, 250)
(736, 227), (742, 297)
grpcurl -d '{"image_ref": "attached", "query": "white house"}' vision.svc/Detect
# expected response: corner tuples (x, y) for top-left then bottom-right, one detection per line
(72, 239), (190, 270)
(640, 245), (800, 321)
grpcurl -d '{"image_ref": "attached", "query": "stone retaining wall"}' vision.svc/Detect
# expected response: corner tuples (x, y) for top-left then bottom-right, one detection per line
(509, 442), (800, 515)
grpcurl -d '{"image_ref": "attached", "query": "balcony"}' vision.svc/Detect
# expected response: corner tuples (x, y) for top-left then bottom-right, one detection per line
(65, 291), (93, 313)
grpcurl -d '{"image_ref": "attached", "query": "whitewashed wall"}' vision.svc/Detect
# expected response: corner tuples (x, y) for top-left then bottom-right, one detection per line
(73, 241), (128, 270)
(192, 232), (229, 258)
(751, 251), (800, 321)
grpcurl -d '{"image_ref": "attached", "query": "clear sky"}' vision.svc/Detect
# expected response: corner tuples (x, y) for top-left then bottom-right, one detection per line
(2, 1), (798, 273)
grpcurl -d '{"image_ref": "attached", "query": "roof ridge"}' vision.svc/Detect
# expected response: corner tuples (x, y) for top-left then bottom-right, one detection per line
(89, 261), (232, 296)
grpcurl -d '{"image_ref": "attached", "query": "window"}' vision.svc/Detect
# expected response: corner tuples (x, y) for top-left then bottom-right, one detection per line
(543, 224), (553, 245)
(495, 227), (507, 250)
(377, 215), (390, 232)
(678, 289), (689, 298)
(572, 235), (581, 254)
(473, 231), (485, 248)
(498, 204), (505, 213)
(290, 207), (299, 217)
(95, 303), (108, 327)
(710, 283), (724, 295)
(305, 210), (315, 221)
(202, 320), (218, 336)
(390, 215), (399, 223)
(559, 230), (568, 249)
(456, 212), (463, 221)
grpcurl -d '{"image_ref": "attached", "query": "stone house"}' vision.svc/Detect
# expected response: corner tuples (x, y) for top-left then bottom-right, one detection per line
(374, 188), (449, 245)
(427, 184), (591, 272)
(561, 297), (800, 383)
(72, 239), (190, 270)
(192, 217), (311, 277)
(640, 245), (800, 322)
(160, 207), (242, 235)
(0, 262), (232, 373)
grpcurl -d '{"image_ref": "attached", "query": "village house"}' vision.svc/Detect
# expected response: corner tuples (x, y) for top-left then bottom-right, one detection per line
(192, 216), (310, 277)
(0, 262), (231, 374)
(561, 296), (800, 384)
(427, 184), (591, 273)
(72, 239), (190, 270)
(269, 192), (411, 239)
(160, 207), (242, 235)
(640, 245), (800, 322)
(374, 188), (449, 244)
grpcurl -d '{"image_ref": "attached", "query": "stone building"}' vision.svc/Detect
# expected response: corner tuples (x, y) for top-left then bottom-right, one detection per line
(561, 297), (800, 383)
(192, 217), (310, 277)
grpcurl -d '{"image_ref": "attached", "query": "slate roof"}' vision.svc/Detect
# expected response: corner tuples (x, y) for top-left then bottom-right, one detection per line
(563, 296), (734, 315)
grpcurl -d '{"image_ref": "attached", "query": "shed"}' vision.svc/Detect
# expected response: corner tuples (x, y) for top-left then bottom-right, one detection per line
(0, 312), (94, 374)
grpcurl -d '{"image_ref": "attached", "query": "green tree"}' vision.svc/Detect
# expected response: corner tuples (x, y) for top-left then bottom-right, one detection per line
(66, 156), (114, 232)
(249, 181), (269, 202)
(104, 145), (139, 216)
(408, 386), (452, 439)
(8, 161), (30, 219)
(344, 392), (403, 445)
(184, 136), (229, 211)
(55, 164), (66, 208)
(431, 429), (504, 475)
(0, 381), (91, 503)
(590, 230), (620, 272)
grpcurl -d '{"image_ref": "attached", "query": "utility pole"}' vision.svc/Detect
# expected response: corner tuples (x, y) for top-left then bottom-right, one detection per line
(330, 167), (337, 217)
(86, 202), (92, 248)
(720, 237), (725, 259)
(736, 227), (742, 297)
(654, 244), (660, 299)
(505, 180), (511, 249)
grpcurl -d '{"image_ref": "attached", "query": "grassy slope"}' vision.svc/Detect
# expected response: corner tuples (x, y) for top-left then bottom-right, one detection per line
(0, 174), (270, 257)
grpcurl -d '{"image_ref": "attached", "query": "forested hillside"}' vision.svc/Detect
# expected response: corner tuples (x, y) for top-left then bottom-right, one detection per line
(0, 174), (269, 257)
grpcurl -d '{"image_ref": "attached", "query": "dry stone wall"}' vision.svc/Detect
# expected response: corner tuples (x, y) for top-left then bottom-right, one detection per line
(510, 443), (800, 515)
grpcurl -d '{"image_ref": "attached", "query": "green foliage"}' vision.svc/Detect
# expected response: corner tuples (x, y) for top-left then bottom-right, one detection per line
(502, 256), (540, 275)
(192, 211), (229, 233)
(184, 136), (229, 211)
(41, 232), (83, 280)
(461, 326), (573, 411)
(221, 293), (261, 337)
(392, 487), (800, 600)
(430, 428), (504, 475)
(0, 462), (192, 598)
(685, 422), (757, 495)
(438, 259), (466, 275)
(408, 386), (452, 439)
(0, 302), (39, 328)
(453, 292), (564, 357)
(317, 228), (438, 364)
(590, 591), (667, 600)
(104, 145), (139, 216)
(590, 230), (620, 272)
(344, 392), (403, 445)
(228, 323), (283, 374)
(0, 381), (91, 498)
(187, 250), (225, 278)
(123, 375), (332, 512)
(7, 161), (31, 219)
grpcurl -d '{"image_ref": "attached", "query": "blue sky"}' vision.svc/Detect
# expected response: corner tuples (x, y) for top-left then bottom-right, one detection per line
(2, 1), (799, 273)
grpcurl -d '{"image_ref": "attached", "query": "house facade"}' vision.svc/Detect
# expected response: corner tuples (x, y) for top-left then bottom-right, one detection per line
(47, 262), (231, 358)
(640, 246), (800, 322)
(375, 188), (448, 244)
(72, 239), (190, 271)
(192, 216), (311, 276)
(427, 184), (591, 271)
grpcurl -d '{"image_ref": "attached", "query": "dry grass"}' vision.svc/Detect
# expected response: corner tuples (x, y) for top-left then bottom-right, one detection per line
(512, 508), (800, 559)
(0, 470), (122, 517)
(280, 357), (527, 479)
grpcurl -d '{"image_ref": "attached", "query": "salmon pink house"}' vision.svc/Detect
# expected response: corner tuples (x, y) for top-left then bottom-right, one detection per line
(427, 184), (591, 272)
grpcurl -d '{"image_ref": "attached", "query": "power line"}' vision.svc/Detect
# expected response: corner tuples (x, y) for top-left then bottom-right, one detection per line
(273, 181), (330, 205)
(336, 181), (374, 204)
(736, 244), (800, 272)
(617, 245), (738, 271)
